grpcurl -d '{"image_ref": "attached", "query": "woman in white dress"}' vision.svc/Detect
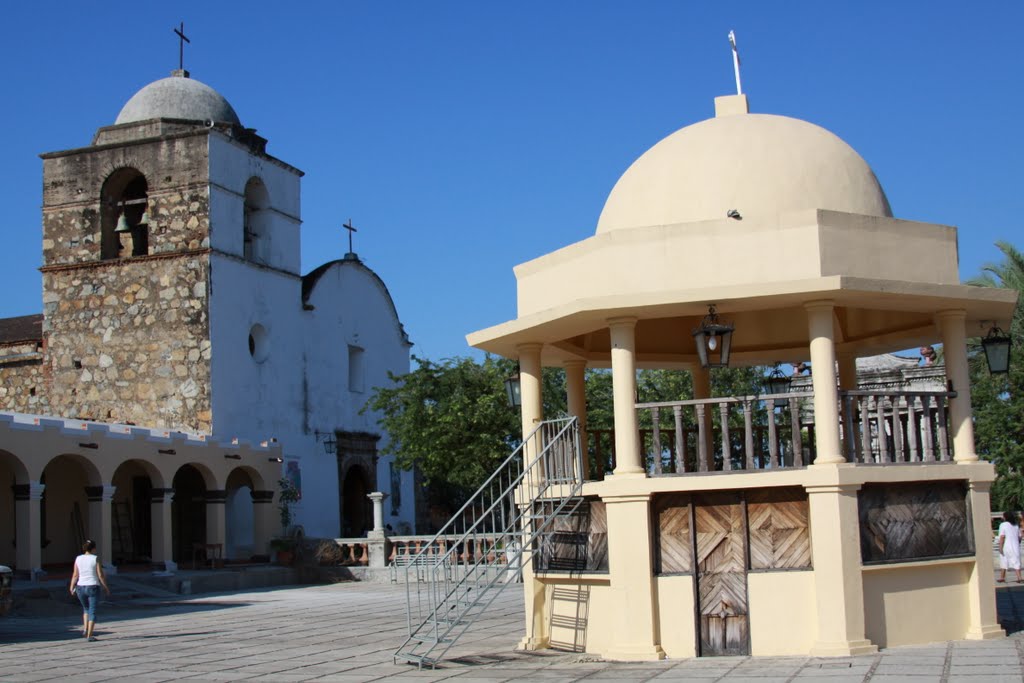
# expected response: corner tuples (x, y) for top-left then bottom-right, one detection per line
(997, 511), (1022, 583)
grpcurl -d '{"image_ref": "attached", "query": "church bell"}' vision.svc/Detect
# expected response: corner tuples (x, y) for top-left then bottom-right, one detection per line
(138, 210), (150, 226)
(114, 213), (132, 233)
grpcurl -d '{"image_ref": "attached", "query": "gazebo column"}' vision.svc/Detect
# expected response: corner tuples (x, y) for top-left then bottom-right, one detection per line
(837, 352), (858, 390)
(806, 301), (844, 465)
(963, 479), (1005, 639)
(13, 482), (44, 580)
(603, 492), (665, 661)
(150, 488), (176, 571)
(564, 359), (589, 480)
(85, 485), (117, 572)
(806, 483), (876, 656)
(516, 342), (548, 650)
(609, 317), (643, 475)
(936, 309), (978, 462)
(692, 364), (714, 471)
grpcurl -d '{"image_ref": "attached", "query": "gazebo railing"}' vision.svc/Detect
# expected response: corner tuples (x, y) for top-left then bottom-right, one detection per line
(839, 389), (955, 464)
(618, 392), (815, 475)
(586, 388), (957, 477)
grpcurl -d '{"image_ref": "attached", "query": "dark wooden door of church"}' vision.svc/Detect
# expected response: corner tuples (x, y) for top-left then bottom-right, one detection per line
(693, 492), (749, 656)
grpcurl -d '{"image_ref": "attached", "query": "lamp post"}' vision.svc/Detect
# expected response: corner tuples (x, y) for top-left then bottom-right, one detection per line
(692, 305), (734, 368)
(981, 326), (1012, 375)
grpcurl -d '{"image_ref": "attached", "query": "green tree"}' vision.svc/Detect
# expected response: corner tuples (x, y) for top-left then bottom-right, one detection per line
(967, 241), (1024, 511)
(366, 355), (566, 511)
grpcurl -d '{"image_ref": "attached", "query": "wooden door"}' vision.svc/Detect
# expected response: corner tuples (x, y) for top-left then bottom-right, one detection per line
(693, 493), (749, 656)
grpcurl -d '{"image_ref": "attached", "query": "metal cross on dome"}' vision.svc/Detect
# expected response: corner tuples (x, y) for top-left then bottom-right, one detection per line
(343, 219), (358, 255)
(174, 22), (191, 71)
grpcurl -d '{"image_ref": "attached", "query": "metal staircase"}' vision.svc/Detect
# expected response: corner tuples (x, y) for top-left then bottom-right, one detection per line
(394, 416), (584, 669)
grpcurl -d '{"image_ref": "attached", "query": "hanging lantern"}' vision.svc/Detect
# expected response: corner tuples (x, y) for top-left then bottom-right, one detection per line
(692, 305), (734, 368)
(504, 368), (522, 408)
(761, 364), (791, 396)
(981, 326), (1012, 375)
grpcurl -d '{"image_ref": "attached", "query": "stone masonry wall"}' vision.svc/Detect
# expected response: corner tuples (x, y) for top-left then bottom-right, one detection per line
(42, 254), (212, 433)
(0, 342), (49, 414)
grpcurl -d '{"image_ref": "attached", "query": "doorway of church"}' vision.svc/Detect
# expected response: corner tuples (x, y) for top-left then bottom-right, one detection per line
(171, 465), (206, 564)
(341, 465), (371, 537)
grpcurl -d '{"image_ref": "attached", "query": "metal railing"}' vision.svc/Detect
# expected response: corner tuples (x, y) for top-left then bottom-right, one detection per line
(394, 417), (583, 669)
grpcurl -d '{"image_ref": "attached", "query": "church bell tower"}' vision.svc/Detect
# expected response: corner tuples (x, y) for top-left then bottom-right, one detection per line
(38, 68), (303, 433)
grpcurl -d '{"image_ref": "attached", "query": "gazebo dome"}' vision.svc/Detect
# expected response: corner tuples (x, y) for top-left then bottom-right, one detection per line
(596, 97), (891, 233)
(115, 70), (241, 126)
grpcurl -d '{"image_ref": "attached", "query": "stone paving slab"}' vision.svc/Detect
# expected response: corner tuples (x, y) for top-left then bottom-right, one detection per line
(2, 582), (1024, 681)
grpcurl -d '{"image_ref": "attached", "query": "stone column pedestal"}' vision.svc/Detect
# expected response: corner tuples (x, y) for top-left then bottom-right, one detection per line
(150, 488), (176, 572)
(14, 482), (45, 580)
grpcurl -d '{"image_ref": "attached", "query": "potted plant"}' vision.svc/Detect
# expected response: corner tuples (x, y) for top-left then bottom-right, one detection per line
(272, 478), (302, 565)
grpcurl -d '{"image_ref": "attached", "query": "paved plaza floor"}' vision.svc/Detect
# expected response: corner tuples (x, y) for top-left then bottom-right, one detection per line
(2, 579), (1023, 682)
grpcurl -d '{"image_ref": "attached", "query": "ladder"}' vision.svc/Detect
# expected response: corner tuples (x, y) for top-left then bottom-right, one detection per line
(394, 417), (584, 669)
(112, 501), (134, 562)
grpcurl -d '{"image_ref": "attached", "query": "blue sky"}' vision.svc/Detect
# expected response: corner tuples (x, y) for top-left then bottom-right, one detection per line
(2, 2), (1021, 362)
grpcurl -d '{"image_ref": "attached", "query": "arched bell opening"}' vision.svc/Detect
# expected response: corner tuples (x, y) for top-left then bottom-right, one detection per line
(243, 177), (271, 264)
(101, 168), (150, 259)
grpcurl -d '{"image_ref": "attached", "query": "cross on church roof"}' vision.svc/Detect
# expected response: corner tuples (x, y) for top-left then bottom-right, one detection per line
(174, 22), (191, 72)
(343, 219), (358, 259)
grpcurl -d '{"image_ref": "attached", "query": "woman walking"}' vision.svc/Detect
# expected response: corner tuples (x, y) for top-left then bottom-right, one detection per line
(998, 511), (1022, 583)
(69, 540), (111, 641)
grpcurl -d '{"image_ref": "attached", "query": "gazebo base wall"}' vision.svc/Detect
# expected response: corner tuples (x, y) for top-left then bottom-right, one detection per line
(525, 461), (1003, 660)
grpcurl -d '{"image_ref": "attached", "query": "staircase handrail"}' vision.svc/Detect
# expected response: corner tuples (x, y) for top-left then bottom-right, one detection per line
(404, 416), (577, 574)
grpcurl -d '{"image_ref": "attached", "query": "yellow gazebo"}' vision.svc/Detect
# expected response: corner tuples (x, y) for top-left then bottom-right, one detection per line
(467, 94), (1017, 659)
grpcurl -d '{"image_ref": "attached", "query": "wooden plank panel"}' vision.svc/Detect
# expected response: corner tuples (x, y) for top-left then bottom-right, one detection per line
(747, 488), (811, 570)
(694, 493), (748, 656)
(587, 501), (608, 571)
(859, 481), (972, 563)
(654, 493), (691, 574)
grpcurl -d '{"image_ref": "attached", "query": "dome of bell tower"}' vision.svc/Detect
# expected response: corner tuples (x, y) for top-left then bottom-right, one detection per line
(115, 70), (241, 126)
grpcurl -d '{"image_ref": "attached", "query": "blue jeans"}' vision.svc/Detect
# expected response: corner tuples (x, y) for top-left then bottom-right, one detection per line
(76, 585), (99, 621)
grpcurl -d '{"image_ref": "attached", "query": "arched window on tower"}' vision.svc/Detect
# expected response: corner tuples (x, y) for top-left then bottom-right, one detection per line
(243, 177), (271, 264)
(101, 169), (150, 260)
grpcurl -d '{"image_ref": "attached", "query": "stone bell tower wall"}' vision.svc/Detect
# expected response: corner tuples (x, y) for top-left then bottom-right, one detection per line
(40, 254), (212, 432)
(38, 130), (216, 431)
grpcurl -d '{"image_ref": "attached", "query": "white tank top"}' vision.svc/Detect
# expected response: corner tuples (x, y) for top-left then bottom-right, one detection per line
(75, 554), (99, 586)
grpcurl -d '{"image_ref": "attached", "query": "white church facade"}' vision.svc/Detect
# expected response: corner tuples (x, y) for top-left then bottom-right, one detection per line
(0, 68), (417, 576)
